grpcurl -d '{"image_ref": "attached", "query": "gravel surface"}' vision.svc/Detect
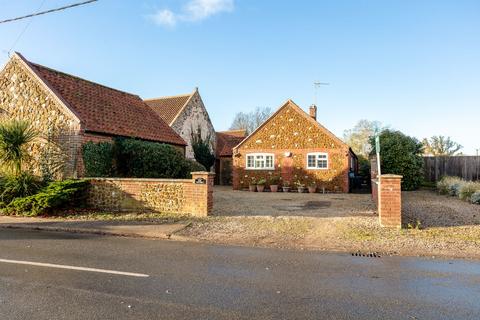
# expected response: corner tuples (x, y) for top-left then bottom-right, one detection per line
(180, 187), (480, 259)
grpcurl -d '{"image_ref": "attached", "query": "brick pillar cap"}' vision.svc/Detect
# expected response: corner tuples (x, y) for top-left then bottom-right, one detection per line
(380, 174), (403, 179)
(191, 171), (215, 176)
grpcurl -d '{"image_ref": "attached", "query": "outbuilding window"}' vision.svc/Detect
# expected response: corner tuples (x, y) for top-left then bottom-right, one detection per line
(306, 152), (328, 169)
(246, 153), (274, 170)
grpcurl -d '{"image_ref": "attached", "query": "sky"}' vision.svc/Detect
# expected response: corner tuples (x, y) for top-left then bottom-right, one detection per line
(0, 0), (479, 154)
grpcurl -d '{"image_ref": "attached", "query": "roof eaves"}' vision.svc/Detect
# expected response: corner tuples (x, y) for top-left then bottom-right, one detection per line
(168, 88), (196, 126)
(12, 52), (81, 125)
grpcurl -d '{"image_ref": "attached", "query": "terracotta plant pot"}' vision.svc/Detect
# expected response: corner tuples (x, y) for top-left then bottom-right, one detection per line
(270, 185), (279, 192)
(297, 187), (306, 193)
(282, 187), (291, 193)
(257, 185), (265, 192)
(249, 184), (257, 192)
(308, 186), (316, 193)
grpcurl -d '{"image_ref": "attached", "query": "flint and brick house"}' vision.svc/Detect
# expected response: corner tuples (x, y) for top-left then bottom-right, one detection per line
(215, 129), (247, 185)
(0, 52), (186, 178)
(232, 100), (357, 192)
(144, 88), (216, 160)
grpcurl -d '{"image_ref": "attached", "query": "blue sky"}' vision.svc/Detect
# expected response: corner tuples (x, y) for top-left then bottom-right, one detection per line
(1, 0), (479, 154)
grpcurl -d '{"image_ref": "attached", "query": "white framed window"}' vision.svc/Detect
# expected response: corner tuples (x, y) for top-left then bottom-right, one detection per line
(306, 152), (328, 169)
(246, 153), (275, 170)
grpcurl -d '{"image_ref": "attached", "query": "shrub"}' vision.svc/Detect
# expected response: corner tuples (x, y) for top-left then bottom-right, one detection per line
(0, 172), (43, 206)
(190, 126), (215, 171)
(459, 182), (480, 201)
(4, 179), (89, 216)
(370, 130), (424, 191)
(448, 180), (465, 197)
(185, 159), (206, 178)
(471, 192), (480, 205)
(437, 176), (462, 195)
(115, 138), (189, 178)
(82, 141), (114, 177)
(269, 175), (280, 185)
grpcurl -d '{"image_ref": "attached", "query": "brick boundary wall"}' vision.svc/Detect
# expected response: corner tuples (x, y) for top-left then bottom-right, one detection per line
(86, 172), (214, 217)
(371, 174), (403, 228)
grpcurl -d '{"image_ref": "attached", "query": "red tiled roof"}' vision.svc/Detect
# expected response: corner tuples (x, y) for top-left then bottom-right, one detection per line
(25, 59), (186, 146)
(144, 93), (192, 125)
(216, 130), (247, 157)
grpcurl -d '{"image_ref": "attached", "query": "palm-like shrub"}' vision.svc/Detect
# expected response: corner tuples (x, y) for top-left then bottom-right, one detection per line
(0, 120), (37, 175)
(0, 172), (43, 206)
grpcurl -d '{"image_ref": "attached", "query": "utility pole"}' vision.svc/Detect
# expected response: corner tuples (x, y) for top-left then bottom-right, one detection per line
(313, 81), (329, 106)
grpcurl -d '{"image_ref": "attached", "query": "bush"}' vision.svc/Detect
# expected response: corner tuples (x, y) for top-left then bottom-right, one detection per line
(82, 142), (115, 177)
(115, 138), (190, 178)
(0, 172), (43, 206)
(370, 130), (424, 191)
(184, 159), (206, 178)
(459, 182), (480, 201)
(4, 179), (89, 216)
(471, 192), (480, 205)
(448, 180), (465, 197)
(437, 176), (462, 195)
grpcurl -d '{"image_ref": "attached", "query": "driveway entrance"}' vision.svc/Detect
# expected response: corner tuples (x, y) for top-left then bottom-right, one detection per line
(212, 186), (375, 217)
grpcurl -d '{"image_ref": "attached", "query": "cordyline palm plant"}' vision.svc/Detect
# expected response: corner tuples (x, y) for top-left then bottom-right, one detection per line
(0, 119), (38, 176)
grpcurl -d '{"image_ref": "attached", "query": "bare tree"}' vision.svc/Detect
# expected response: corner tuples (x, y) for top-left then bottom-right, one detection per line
(230, 107), (272, 135)
(343, 120), (385, 157)
(422, 136), (463, 156)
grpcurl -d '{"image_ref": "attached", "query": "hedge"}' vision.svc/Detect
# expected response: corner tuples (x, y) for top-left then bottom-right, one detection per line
(82, 141), (115, 177)
(114, 138), (190, 178)
(4, 179), (89, 216)
(82, 138), (207, 179)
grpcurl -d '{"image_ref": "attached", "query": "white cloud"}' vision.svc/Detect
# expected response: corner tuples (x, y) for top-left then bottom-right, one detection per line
(183, 0), (234, 21)
(150, 9), (177, 27)
(149, 0), (234, 27)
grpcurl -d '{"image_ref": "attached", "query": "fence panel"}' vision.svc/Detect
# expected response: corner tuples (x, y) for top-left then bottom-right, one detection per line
(423, 156), (480, 182)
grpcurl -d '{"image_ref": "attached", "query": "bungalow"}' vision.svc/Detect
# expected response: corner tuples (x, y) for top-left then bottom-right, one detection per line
(0, 52), (186, 178)
(232, 99), (357, 192)
(144, 88), (216, 160)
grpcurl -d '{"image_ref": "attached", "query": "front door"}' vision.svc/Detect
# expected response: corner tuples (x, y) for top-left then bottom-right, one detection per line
(281, 157), (294, 184)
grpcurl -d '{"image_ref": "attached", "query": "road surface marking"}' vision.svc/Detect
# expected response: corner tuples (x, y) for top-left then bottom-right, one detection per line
(0, 258), (149, 277)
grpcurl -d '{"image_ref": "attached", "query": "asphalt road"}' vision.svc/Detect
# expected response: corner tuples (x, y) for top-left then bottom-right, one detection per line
(0, 229), (479, 320)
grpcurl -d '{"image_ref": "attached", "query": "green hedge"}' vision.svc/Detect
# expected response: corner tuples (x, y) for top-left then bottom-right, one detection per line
(82, 141), (115, 177)
(115, 138), (190, 178)
(370, 130), (424, 191)
(82, 138), (207, 179)
(4, 179), (89, 216)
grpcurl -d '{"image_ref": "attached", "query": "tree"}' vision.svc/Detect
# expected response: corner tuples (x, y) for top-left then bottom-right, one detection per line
(422, 136), (462, 156)
(0, 119), (37, 176)
(230, 107), (273, 135)
(343, 120), (385, 157)
(370, 130), (424, 191)
(190, 125), (215, 171)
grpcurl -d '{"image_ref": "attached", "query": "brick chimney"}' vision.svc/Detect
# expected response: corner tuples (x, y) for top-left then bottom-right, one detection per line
(309, 105), (317, 120)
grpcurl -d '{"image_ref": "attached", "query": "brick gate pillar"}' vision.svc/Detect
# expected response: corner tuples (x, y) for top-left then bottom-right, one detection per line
(378, 174), (402, 228)
(191, 172), (215, 216)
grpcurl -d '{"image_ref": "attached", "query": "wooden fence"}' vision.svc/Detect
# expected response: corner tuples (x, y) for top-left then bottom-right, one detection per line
(423, 156), (480, 182)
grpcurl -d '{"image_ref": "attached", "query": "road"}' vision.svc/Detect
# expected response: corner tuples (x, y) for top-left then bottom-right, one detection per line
(0, 229), (479, 319)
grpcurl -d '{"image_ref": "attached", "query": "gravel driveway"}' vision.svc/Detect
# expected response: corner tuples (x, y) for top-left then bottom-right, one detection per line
(212, 186), (375, 217)
(181, 188), (480, 259)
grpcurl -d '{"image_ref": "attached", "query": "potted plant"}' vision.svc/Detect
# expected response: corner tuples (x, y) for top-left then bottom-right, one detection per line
(256, 178), (266, 192)
(295, 180), (306, 193)
(249, 178), (257, 192)
(308, 181), (317, 193)
(269, 175), (280, 192)
(282, 181), (291, 193)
